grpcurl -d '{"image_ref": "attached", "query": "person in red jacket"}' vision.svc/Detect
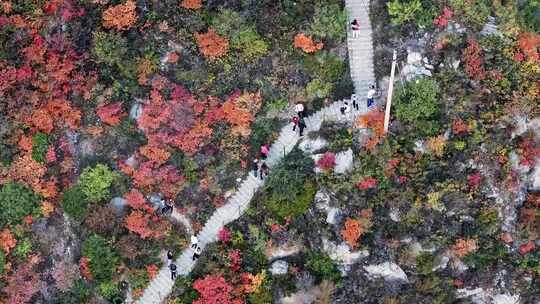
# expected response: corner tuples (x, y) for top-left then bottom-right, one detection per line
(292, 116), (299, 132)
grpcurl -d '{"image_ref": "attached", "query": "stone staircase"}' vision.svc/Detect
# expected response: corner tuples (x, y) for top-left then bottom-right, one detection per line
(346, 0), (375, 95)
(133, 1), (375, 303)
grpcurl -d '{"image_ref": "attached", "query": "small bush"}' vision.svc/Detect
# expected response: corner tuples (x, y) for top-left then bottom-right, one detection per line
(13, 238), (33, 259)
(305, 251), (341, 283)
(81, 234), (120, 282)
(306, 78), (333, 99)
(99, 281), (120, 300)
(231, 28), (268, 61)
(92, 31), (128, 67)
(51, 280), (93, 304)
(0, 250), (5, 275)
(517, 0), (540, 33)
(61, 185), (89, 221)
(309, 3), (347, 42)
(394, 77), (439, 126)
(78, 164), (118, 203)
(211, 8), (242, 37)
(263, 148), (316, 219)
(31, 132), (49, 164)
(387, 0), (438, 28)
(303, 52), (344, 83)
(0, 181), (40, 226)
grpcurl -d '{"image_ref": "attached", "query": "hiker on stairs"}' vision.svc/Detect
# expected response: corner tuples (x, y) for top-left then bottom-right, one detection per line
(298, 116), (307, 137)
(169, 263), (177, 280)
(367, 85), (378, 108)
(167, 250), (173, 263)
(260, 144), (269, 160)
(292, 115), (299, 132)
(351, 19), (360, 38)
(351, 94), (359, 111)
(340, 101), (351, 115)
(161, 199), (174, 216)
(295, 102), (305, 118)
(252, 158), (259, 177)
(259, 162), (269, 180)
(190, 235), (198, 249)
(193, 246), (202, 260)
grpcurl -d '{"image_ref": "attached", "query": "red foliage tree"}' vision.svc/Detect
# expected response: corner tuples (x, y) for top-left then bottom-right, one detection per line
(293, 33), (324, 53)
(356, 176), (378, 190)
(2, 263), (43, 304)
(452, 118), (469, 135)
(193, 274), (234, 304)
(96, 102), (126, 126)
(356, 110), (385, 150)
(195, 28), (229, 59)
(519, 241), (536, 255)
(218, 227), (232, 243)
(124, 210), (155, 239)
(463, 38), (485, 81)
(180, 0), (202, 9)
(0, 228), (16, 254)
(228, 249), (242, 271)
(433, 7), (453, 28)
(317, 152), (336, 171)
(467, 172), (482, 188)
(517, 32), (540, 62)
(221, 91), (262, 137)
(518, 137), (540, 167)
(124, 188), (153, 212)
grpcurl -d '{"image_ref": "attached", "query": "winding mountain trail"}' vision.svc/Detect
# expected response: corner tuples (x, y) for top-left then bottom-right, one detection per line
(133, 1), (375, 303)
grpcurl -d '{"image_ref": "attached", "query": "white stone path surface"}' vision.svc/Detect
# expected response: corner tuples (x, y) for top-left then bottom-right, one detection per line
(133, 1), (374, 303)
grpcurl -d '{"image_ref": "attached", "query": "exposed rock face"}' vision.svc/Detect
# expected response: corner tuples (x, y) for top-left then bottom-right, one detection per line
(314, 189), (342, 225)
(110, 197), (128, 213)
(266, 240), (302, 260)
(322, 238), (369, 275)
(363, 262), (408, 283)
(334, 149), (353, 174)
(299, 136), (328, 153)
(129, 102), (143, 120)
(456, 288), (521, 304)
(326, 207), (341, 225)
(280, 285), (322, 304)
(271, 260), (289, 275)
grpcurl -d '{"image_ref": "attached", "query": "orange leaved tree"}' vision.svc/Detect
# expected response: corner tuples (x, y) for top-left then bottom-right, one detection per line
(180, 0), (202, 9)
(356, 110), (385, 150)
(340, 209), (373, 248)
(195, 28), (229, 59)
(293, 33), (324, 53)
(102, 0), (137, 31)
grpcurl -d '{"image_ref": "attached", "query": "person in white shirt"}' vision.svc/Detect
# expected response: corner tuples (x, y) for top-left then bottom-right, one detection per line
(295, 102), (305, 117)
(190, 235), (198, 249)
(351, 94), (358, 111)
(367, 85), (377, 108)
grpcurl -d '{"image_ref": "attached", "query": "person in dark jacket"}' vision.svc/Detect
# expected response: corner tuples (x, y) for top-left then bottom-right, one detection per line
(298, 116), (307, 137)
(252, 158), (259, 177)
(259, 162), (269, 180)
(169, 263), (177, 280)
(193, 246), (202, 260)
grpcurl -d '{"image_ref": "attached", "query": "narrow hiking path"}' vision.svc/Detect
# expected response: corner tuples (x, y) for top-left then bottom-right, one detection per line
(133, 1), (375, 303)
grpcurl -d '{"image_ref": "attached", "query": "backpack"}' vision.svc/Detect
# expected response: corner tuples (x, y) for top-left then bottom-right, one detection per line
(169, 264), (177, 271)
